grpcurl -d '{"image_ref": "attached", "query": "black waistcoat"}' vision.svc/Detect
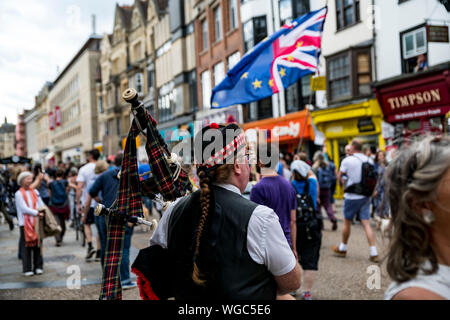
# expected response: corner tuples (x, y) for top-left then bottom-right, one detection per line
(167, 185), (277, 300)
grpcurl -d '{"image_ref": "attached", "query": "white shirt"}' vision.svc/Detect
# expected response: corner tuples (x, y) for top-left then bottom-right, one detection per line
(384, 262), (450, 300)
(339, 153), (373, 200)
(76, 162), (96, 207)
(150, 183), (296, 277)
(15, 189), (45, 227)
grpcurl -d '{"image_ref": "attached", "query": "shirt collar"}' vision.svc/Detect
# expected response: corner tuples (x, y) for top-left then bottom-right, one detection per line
(213, 183), (242, 195)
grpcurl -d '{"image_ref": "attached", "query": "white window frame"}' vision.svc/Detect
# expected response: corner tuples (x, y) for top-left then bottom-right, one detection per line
(214, 6), (222, 42)
(201, 70), (211, 109)
(402, 27), (427, 59)
(213, 62), (225, 87)
(229, 0), (238, 31)
(227, 51), (241, 71)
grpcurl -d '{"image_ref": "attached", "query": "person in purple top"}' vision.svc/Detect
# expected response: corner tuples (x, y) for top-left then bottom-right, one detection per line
(250, 144), (298, 255)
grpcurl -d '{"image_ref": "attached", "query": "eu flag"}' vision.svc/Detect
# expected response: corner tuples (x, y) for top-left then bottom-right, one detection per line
(210, 7), (327, 109)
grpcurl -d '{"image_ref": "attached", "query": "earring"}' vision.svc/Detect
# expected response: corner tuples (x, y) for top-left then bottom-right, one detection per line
(423, 210), (435, 224)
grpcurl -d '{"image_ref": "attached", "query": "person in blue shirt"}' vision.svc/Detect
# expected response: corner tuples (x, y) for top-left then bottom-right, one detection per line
(138, 158), (152, 214)
(290, 160), (321, 300)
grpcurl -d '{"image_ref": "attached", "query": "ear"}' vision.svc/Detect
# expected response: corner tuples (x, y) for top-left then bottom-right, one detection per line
(233, 161), (243, 176)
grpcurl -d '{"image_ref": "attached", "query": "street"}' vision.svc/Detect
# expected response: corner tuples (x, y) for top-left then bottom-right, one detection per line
(0, 200), (391, 300)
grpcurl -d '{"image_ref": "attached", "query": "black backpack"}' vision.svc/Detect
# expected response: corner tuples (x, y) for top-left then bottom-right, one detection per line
(344, 156), (378, 197)
(294, 180), (322, 241)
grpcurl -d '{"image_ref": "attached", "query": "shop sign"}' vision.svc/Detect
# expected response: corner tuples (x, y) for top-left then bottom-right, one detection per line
(310, 76), (326, 91)
(387, 106), (450, 122)
(385, 87), (443, 111)
(272, 121), (300, 138)
(427, 25), (449, 43)
(357, 118), (375, 133)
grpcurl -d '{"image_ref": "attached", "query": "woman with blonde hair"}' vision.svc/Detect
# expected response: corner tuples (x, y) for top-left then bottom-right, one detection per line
(384, 135), (450, 300)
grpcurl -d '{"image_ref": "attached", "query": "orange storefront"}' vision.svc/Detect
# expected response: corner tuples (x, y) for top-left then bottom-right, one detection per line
(243, 110), (315, 156)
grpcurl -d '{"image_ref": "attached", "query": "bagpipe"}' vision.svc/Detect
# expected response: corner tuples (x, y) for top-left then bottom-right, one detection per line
(98, 88), (192, 300)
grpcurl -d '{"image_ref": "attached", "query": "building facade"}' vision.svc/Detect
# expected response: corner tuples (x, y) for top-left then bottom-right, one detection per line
(24, 108), (40, 162)
(372, 0), (450, 150)
(34, 82), (53, 165)
(47, 36), (102, 164)
(0, 118), (16, 159)
(193, 0), (244, 135)
(152, 0), (197, 159)
(15, 113), (27, 157)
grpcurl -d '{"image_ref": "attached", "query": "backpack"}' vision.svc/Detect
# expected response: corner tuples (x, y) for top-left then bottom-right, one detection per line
(344, 156), (378, 197)
(50, 180), (68, 206)
(317, 165), (333, 189)
(294, 180), (322, 241)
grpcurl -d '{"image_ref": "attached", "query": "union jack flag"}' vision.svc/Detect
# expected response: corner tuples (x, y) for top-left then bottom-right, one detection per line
(211, 7), (327, 109)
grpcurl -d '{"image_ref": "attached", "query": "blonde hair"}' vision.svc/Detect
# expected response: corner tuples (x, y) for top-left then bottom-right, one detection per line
(95, 160), (109, 174)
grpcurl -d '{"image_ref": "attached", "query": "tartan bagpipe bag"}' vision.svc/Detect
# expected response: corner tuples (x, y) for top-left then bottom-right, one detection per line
(99, 89), (191, 300)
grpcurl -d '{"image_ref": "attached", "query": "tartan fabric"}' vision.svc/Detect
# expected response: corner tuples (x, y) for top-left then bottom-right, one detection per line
(100, 107), (190, 300)
(204, 133), (245, 168)
(100, 117), (144, 300)
(100, 216), (125, 300)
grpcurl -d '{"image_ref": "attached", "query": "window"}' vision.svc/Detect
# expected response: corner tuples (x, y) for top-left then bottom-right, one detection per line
(401, 25), (428, 73)
(336, 0), (360, 30)
(279, 0), (293, 25)
(243, 16), (267, 52)
(327, 47), (372, 101)
(214, 6), (222, 42)
(279, 0), (310, 25)
(402, 27), (426, 59)
(246, 97), (272, 121)
(202, 19), (208, 50)
(227, 51), (241, 70)
(229, 0), (238, 31)
(213, 62), (225, 86)
(147, 65), (154, 91)
(285, 75), (314, 113)
(356, 52), (371, 95)
(156, 41), (172, 57)
(98, 97), (103, 114)
(135, 73), (143, 95)
(188, 70), (198, 112)
(158, 82), (175, 122)
(201, 70), (211, 109)
(328, 53), (351, 100)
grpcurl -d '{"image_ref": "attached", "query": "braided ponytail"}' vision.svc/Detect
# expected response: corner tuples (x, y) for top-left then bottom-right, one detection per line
(192, 169), (211, 285)
(192, 165), (234, 285)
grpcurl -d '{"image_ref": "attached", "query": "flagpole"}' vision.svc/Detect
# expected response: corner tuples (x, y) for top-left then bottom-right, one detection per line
(296, 3), (327, 156)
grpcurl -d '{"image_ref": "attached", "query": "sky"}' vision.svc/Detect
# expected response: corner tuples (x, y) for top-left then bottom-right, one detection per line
(0, 0), (134, 124)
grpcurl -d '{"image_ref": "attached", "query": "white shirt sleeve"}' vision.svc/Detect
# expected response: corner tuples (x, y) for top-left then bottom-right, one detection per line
(15, 191), (38, 216)
(340, 157), (349, 174)
(76, 166), (86, 183)
(34, 190), (46, 209)
(149, 198), (182, 248)
(247, 205), (297, 276)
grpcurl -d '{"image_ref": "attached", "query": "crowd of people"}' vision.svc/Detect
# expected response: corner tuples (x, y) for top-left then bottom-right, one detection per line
(0, 149), (159, 290)
(1, 131), (449, 301)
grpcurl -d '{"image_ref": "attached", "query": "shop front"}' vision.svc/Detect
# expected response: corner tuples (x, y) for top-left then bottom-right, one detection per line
(243, 110), (316, 158)
(311, 99), (385, 198)
(374, 62), (450, 147)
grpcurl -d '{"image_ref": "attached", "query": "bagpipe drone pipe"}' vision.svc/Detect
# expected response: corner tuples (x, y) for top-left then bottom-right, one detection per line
(98, 88), (192, 300)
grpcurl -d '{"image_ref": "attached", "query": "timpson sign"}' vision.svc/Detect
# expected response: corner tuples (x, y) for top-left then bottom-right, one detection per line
(386, 88), (442, 111)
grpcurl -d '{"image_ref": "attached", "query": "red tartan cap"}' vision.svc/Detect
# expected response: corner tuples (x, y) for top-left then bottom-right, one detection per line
(194, 123), (246, 171)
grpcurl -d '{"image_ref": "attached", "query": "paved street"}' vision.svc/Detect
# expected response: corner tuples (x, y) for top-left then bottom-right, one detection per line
(0, 201), (390, 300)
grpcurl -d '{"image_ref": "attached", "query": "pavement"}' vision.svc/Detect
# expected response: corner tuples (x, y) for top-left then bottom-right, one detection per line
(0, 200), (391, 300)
